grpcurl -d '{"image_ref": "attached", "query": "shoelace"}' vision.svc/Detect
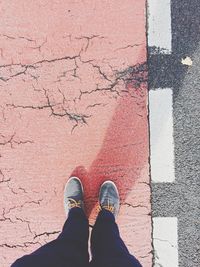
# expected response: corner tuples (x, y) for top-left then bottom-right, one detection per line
(67, 198), (82, 208)
(97, 198), (114, 213)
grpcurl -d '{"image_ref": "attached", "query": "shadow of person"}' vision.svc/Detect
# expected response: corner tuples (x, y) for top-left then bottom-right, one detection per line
(71, 62), (149, 224)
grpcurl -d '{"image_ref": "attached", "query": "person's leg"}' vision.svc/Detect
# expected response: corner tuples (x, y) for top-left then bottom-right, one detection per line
(90, 209), (142, 267)
(11, 177), (89, 267)
(12, 208), (89, 267)
(90, 180), (142, 267)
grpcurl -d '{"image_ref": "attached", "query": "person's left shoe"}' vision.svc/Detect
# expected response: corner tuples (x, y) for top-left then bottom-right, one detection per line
(64, 177), (84, 217)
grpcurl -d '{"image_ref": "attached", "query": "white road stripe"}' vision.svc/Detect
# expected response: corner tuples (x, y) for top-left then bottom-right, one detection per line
(149, 88), (175, 183)
(153, 217), (178, 267)
(147, 0), (172, 54)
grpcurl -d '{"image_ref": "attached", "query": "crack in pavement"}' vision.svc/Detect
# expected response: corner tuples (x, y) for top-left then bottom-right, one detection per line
(1, 61), (147, 134)
(0, 241), (42, 249)
(0, 132), (34, 149)
(33, 230), (61, 240)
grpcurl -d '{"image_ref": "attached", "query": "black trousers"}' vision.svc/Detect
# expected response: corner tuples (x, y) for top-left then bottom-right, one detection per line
(11, 208), (142, 267)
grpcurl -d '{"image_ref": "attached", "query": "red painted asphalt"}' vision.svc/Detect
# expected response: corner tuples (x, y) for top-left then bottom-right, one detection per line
(0, 1), (152, 266)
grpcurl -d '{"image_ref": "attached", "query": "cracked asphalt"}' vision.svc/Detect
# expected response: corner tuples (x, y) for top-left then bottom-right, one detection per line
(0, 1), (151, 267)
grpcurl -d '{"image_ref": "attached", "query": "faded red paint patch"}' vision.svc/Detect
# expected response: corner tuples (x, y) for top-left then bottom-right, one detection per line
(0, 1), (151, 266)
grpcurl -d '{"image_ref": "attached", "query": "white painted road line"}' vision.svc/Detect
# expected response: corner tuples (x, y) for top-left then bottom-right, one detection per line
(149, 88), (175, 183)
(153, 217), (178, 267)
(147, 0), (172, 54)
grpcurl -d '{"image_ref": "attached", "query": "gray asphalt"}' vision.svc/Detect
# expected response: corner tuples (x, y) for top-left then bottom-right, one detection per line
(148, 0), (200, 266)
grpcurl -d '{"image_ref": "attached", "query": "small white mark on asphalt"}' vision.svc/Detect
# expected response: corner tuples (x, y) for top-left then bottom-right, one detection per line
(181, 56), (193, 66)
(147, 0), (172, 54)
(153, 217), (178, 267)
(149, 88), (175, 183)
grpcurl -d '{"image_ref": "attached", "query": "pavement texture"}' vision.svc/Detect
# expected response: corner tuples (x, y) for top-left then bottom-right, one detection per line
(149, 0), (200, 266)
(0, 1), (152, 267)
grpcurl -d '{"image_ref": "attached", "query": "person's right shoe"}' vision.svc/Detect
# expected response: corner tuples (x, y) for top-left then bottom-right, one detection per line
(98, 180), (120, 218)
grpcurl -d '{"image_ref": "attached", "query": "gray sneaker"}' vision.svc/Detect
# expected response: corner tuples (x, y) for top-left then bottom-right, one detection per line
(64, 177), (84, 217)
(98, 180), (120, 218)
